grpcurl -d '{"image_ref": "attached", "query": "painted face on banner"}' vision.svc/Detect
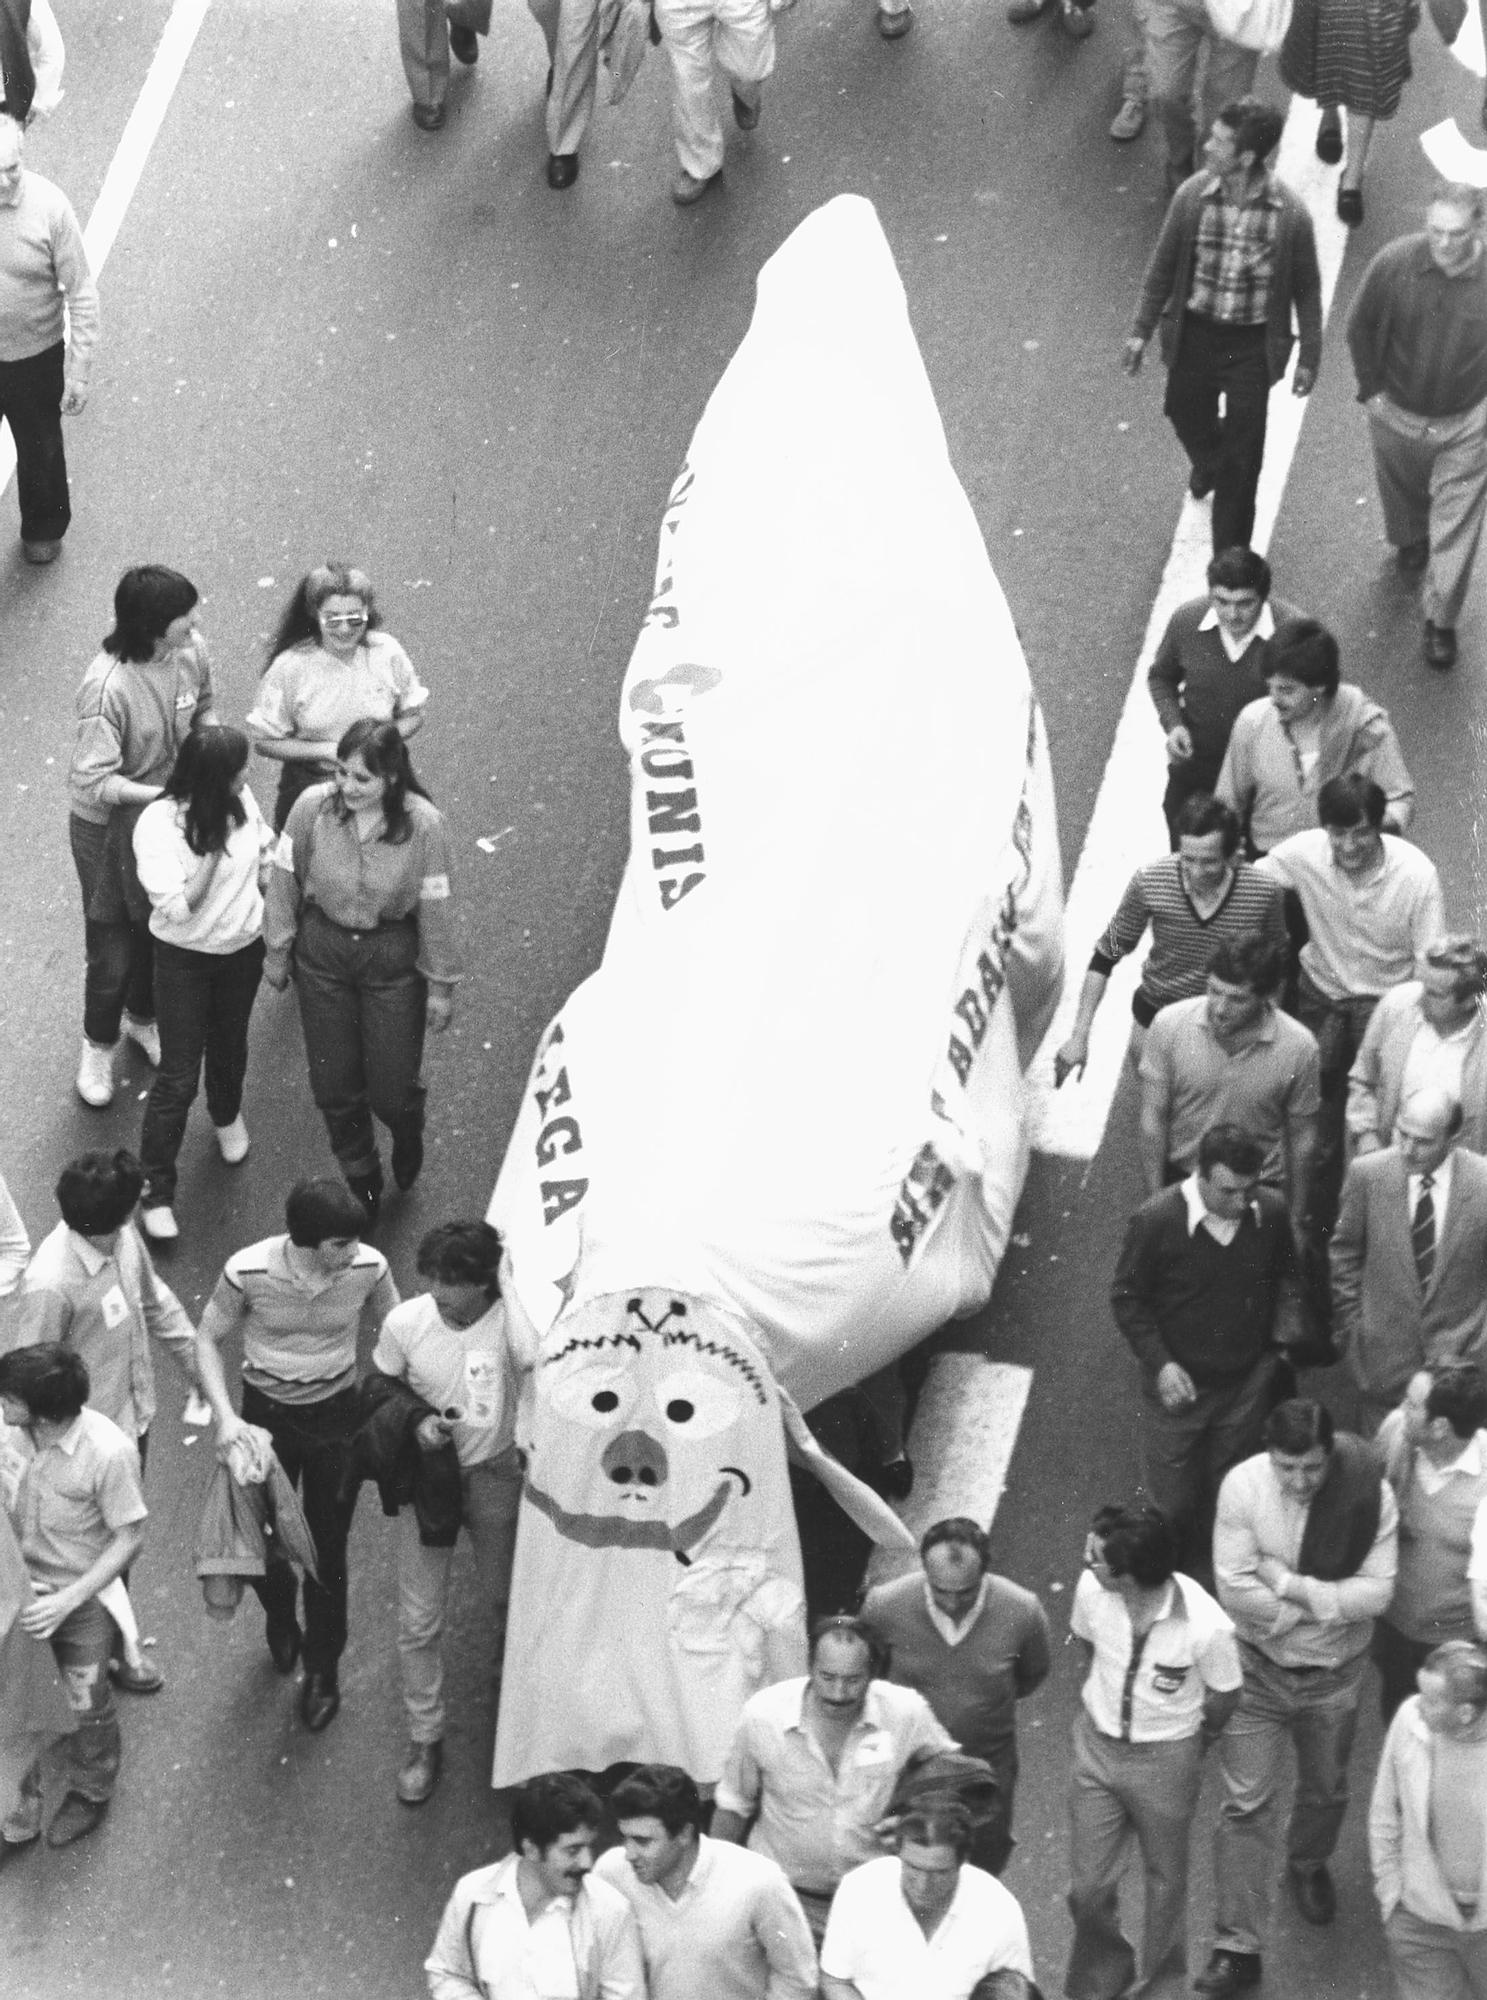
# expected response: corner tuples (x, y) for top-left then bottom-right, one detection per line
(522, 1290), (772, 1561)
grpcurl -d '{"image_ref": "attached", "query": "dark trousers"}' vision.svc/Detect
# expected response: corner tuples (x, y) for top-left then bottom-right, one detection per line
(294, 905), (426, 1177)
(0, 341), (70, 542)
(241, 1383), (358, 1677)
(1372, 1620), (1436, 1724)
(139, 937), (265, 1206)
(1292, 974), (1377, 1246)
(1162, 759), (1222, 849)
(1164, 315), (1270, 554)
(1141, 1353), (1279, 1579)
(969, 1743), (1018, 1876)
(70, 813), (155, 1045)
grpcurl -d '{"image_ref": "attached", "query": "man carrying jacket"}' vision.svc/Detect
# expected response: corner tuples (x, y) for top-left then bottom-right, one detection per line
(1123, 97), (1321, 556)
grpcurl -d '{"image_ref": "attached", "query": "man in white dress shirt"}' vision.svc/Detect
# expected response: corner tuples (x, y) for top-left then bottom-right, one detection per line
(425, 1772), (644, 1999)
(819, 1801), (1035, 2000)
(596, 1763), (817, 2000)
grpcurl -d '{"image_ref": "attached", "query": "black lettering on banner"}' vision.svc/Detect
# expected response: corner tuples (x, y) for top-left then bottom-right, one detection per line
(541, 1179), (588, 1224)
(641, 721), (685, 745)
(890, 1144), (955, 1265)
(534, 1064), (572, 1120)
(646, 789), (701, 837)
(528, 1023), (589, 1225)
(946, 1036), (973, 1088)
(652, 843), (704, 870)
(641, 749), (696, 779)
(534, 1115), (582, 1165)
(659, 874), (705, 911)
(953, 989), (988, 1047)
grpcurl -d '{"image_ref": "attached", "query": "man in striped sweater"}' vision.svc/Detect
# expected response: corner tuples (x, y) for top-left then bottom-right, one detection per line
(1055, 795), (1287, 1088)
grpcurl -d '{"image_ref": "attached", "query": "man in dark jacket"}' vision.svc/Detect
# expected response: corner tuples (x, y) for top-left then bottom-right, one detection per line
(1123, 97), (1322, 555)
(1112, 1122), (1297, 1575)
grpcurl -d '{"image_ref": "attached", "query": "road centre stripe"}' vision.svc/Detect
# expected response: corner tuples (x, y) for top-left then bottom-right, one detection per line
(870, 1357), (1035, 1572)
(0, 0), (213, 499)
(1028, 100), (1354, 1162)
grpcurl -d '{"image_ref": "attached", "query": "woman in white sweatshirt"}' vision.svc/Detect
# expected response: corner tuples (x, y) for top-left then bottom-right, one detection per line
(131, 727), (274, 1241)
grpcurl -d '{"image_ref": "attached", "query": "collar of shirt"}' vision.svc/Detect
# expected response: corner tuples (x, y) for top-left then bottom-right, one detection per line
(1181, 1175), (1252, 1242)
(1409, 1152), (1454, 1215)
(273, 1239), (342, 1296)
(484, 1856), (576, 1923)
(1200, 1001), (1278, 1053)
(790, 1680), (887, 1739)
(42, 1415), (88, 1461)
(922, 1574), (990, 1647)
(1415, 1430), (1486, 1495)
(1201, 168), (1281, 209)
(66, 1231), (112, 1278)
(1198, 601), (1276, 661)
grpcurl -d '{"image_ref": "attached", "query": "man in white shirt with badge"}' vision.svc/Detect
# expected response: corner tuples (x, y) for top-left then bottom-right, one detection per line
(1066, 1502), (1241, 2000)
(371, 1219), (521, 1806)
(426, 1771), (644, 2000)
(819, 1800), (1035, 2000)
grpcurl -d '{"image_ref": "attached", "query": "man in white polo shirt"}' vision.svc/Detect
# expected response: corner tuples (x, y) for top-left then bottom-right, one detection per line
(370, 1218), (522, 1808)
(596, 1763), (817, 1999)
(819, 1800), (1034, 2000)
(1066, 1502), (1242, 2000)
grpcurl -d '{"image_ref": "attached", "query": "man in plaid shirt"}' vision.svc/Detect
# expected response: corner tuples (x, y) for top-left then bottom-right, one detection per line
(1124, 98), (1323, 555)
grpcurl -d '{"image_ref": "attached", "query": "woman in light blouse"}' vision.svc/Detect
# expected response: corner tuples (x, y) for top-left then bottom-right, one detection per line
(248, 563), (428, 832)
(132, 728), (275, 1241)
(263, 719), (460, 1227)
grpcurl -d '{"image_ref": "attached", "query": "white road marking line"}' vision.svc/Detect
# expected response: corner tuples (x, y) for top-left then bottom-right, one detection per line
(0, 0), (212, 498)
(1028, 102), (1354, 1161)
(867, 1357), (1034, 1581)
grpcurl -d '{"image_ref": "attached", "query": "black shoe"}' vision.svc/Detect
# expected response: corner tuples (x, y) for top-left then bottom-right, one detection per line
(1194, 1950), (1262, 1995)
(1288, 1861), (1336, 1924)
(1336, 185), (1363, 226)
(412, 101), (446, 130)
(450, 23), (479, 61)
(545, 62), (554, 95)
(266, 1619), (302, 1676)
(1425, 619), (1458, 669)
(391, 1127), (424, 1192)
(731, 87), (760, 130)
(1189, 463), (1216, 500)
(876, 1454), (915, 1501)
(346, 1164), (383, 1230)
(547, 151), (578, 189)
(300, 1672), (341, 1733)
(1315, 114), (1343, 163)
(46, 1793), (108, 1849)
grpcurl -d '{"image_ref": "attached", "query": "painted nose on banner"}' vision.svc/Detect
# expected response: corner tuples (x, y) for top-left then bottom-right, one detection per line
(602, 1429), (669, 1490)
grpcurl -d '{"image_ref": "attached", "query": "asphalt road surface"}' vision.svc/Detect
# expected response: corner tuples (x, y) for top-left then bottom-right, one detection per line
(1, 1), (1485, 1994)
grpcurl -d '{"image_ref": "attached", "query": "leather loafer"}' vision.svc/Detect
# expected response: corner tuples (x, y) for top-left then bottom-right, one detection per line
(1425, 619), (1458, 669)
(1397, 539), (1429, 573)
(1005, 0), (1050, 19)
(877, 4), (913, 33)
(547, 151), (578, 189)
(1288, 1862), (1336, 1925)
(1194, 1950), (1262, 1995)
(449, 23), (479, 61)
(1189, 463), (1216, 500)
(731, 87), (760, 129)
(412, 101), (446, 130)
(46, 1793), (108, 1848)
(346, 1165), (383, 1230)
(1336, 186), (1363, 226)
(1315, 116), (1343, 163)
(110, 1656), (165, 1695)
(300, 1672), (341, 1733)
(266, 1619), (302, 1675)
(671, 168), (720, 206)
(397, 1739), (444, 1806)
(391, 1129), (424, 1192)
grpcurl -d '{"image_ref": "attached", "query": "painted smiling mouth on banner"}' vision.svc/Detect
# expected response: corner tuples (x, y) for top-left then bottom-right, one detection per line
(522, 1465), (752, 1559)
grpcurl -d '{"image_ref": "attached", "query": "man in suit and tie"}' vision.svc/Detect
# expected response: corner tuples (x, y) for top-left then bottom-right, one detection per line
(1331, 1087), (1487, 1435)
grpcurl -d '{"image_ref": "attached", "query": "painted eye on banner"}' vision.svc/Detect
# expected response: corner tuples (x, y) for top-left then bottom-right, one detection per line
(653, 1370), (743, 1439)
(549, 1368), (636, 1429)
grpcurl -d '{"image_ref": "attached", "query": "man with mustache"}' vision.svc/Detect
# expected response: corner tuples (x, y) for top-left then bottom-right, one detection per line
(712, 1614), (956, 1941)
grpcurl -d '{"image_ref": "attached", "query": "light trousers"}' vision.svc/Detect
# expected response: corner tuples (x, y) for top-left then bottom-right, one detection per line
(656, 0), (774, 180)
(1143, 0), (1258, 171)
(1212, 1645), (1367, 1956)
(547, 0), (602, 157)
(1385, 1905), (1487, 2000)
(396, 0), (561, 110)
(1065, 1712), (1204, 2000)
(1367, 394), (1487, 630)
(397, 1455), (522, 1744)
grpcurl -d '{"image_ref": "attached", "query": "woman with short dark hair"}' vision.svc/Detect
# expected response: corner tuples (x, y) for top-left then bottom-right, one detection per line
(68, 566), (216, 1110)
(131, 726), (274, 1241)
(263, 718), (462, 1226)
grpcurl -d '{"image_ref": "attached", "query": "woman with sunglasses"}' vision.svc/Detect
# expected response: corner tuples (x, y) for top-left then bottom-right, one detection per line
(263, 719), (461, 1227)
(247, 564), (429, 832)
(131, 727), (274, 1241)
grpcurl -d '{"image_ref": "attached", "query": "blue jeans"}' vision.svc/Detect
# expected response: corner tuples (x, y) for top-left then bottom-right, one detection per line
(0, 340), (70, 542)
(1164, 314), (1270, 555)
(70, 813), (155, 1046)
(293, 905), (426, 1177)
(12, 1595), (121, 1826)
(140, 937), (265, 1206)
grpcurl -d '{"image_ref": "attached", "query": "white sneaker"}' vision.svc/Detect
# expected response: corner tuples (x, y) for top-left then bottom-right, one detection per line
(215, 1115), (250, 1165)
(140, 1205), (179, 1242)
(121, 1013), (162, 1066)
(76, 1039), (117, 1107)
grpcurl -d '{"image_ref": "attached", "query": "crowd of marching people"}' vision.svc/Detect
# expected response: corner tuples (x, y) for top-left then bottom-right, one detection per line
(6, 0), (1487, 1998)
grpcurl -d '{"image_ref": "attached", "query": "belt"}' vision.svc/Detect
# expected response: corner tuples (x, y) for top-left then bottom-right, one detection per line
(304, 902), (414, 936)
(1240, 1640), (1331, 1676)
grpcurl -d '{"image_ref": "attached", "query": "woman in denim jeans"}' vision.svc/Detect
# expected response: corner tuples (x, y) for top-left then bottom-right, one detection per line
(131, 727), (274, 1242)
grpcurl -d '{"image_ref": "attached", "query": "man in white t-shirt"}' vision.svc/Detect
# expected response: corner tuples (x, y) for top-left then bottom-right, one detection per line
(371, 1219), (521, 1807)
(819, 1800), (1034, 2000)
